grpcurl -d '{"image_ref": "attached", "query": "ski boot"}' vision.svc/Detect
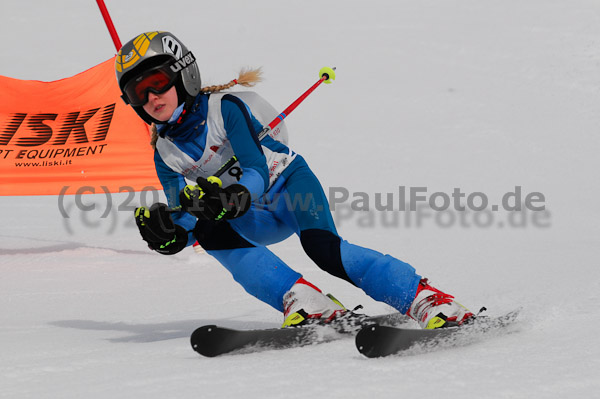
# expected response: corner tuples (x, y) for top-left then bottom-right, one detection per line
(282, 278), (347, 328)
(407, 278), (475, 329)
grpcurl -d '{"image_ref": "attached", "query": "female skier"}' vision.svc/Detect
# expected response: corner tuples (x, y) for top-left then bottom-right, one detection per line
(116, 31), (474, 329)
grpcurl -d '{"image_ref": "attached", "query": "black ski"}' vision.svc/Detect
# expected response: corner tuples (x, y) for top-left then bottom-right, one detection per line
(190, 312), (410, 357)
(355, 308), (521, 358)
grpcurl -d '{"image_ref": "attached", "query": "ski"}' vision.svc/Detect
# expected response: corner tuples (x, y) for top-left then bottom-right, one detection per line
(355, 308), (521, 358)
(190, 312), (410, 357)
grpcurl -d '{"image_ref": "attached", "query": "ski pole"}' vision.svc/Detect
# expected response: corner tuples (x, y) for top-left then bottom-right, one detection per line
(257, 66), (336, 140)
(216, 66), (336, 175)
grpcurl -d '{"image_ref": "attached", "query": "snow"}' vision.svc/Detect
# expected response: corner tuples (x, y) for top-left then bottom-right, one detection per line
(2, 0), (600, 397)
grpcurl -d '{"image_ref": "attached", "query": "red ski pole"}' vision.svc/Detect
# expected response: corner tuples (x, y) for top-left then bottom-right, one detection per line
(216, 66), (336, 175)
(258, 66), (336, 140)
(96, 0), (122, 51)
(217, 66), (336, 175)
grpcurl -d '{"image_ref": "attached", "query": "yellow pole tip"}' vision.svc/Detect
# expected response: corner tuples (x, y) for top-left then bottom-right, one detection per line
(319, 67), (336, 84)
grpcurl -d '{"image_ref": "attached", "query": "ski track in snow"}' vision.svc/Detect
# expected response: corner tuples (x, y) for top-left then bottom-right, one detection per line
(2, 1), (600, 398)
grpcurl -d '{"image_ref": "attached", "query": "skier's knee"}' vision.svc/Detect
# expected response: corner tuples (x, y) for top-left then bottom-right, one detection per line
(300, 229), (355, 285)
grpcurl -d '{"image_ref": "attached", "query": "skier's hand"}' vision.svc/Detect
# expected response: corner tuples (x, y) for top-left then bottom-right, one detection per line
(179, 176), (251, 221)
(134, 203), (187, 255)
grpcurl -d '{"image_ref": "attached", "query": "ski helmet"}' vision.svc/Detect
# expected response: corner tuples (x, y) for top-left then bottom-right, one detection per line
(115, 31), (201, 124)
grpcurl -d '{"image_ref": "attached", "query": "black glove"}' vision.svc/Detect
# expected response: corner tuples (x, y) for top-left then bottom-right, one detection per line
(179, 176), (251, 221)
(134, 203), (187, 255)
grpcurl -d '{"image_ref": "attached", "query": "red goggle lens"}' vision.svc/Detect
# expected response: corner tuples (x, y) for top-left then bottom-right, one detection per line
(123, 67), (177, 106)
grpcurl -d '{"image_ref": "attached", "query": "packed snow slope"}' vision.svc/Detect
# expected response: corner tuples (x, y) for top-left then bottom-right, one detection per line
(2, 1), (599, 398)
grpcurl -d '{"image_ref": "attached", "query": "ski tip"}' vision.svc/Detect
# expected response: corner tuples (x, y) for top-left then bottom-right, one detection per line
(355, 324), (384, 358)
(190, 325), (220, 357)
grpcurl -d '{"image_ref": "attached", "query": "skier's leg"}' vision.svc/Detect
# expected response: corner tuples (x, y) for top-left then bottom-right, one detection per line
(300, 229), (422, 313)
(194, 214), (300, 312)
(304, 231), (473, 328)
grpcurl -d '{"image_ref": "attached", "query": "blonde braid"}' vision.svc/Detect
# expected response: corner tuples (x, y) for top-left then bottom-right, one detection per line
(201, 67), (263, 94)
(148, 67), (263, 148)
(150, 123), (159, 149)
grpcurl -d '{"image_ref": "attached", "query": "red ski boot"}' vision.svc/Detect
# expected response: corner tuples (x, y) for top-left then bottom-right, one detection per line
(282, 278), (346, 328)
(407, 278), (474, 329)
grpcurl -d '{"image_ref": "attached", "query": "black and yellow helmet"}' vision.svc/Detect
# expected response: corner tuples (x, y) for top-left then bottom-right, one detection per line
(115, 31), (201, 123)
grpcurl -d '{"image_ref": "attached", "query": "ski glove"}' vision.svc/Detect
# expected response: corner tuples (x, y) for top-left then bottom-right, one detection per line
(134, 203), (187, 255)
(179, 176), (251, 221)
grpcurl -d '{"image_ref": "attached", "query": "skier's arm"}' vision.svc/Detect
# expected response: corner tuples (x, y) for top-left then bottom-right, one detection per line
(220, 95), (269, 200)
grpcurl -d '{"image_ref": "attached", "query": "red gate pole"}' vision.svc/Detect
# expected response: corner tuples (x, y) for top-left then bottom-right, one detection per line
(96, 0), (122, 51)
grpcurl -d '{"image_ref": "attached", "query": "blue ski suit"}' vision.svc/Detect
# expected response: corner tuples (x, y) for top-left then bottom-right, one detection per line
(153, 92), (422, 313)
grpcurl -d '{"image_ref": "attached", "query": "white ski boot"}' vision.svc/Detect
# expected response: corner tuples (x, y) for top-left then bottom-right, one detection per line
(407, 278), (474, 329)
(282, 278), (346, 328)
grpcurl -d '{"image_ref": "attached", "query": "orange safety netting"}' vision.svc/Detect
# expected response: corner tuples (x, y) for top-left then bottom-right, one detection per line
(0, 57), (161, 195)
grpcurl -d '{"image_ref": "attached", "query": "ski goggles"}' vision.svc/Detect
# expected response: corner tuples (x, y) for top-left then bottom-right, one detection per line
(121, 61), (179, 106)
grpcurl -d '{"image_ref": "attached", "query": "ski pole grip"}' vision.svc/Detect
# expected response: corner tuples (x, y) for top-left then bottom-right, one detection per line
(319, 67), (336, 84)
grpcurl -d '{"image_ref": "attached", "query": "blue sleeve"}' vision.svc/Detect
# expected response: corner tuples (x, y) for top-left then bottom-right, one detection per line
(154, 150), (197, 246)
(221, 95), (269, 198)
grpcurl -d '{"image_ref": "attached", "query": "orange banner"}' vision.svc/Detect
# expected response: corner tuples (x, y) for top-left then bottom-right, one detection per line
(0, 57), (160, 196)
